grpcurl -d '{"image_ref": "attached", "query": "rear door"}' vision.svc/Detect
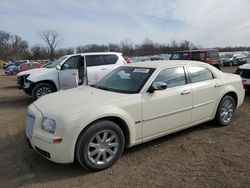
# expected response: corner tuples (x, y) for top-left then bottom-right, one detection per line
(86, 55), (106, 85)
(58, 55), (80, 89)
(188, 66), (223, 122)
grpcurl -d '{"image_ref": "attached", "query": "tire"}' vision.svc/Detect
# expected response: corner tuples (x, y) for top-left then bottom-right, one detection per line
(76, 120), (125, 171)
(32, 83), (56, 100)
(215, 95), (236, 126)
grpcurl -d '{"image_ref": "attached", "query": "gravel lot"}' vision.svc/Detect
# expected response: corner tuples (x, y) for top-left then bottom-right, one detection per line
(0, 66), (250, 188)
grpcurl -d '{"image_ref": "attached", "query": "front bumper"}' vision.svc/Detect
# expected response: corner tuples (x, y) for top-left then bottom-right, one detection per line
(26, 104), (76, 163)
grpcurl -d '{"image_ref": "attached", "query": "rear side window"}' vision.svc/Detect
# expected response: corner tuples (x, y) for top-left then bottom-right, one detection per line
(191, 52), (205, 61)
(103, 55), (118, 65)
(210, 50), (219, 60)
(154, 67), (187, 88)
(189, 66), (214, 83)
(170, 53), (189, 60)
(182, 53), (189, 60)
(86, 55), (104, 67)
(170, 53), (181, 60)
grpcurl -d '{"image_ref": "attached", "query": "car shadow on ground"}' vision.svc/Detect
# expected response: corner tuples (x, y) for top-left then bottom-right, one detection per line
(0, 85), (19, 89)
(0, 96), (33, 108)
(123, 121), (218, 156)
(1, 120), (220, 187)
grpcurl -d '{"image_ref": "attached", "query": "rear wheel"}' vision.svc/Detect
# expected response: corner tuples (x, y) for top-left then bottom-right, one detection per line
(215, 95), (236, 126)
(76, 120), (125, 171)
(32, 83), (56, 100)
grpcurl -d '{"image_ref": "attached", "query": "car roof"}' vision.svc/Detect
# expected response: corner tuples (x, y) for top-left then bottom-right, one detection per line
(239, 63), (250, 70)
(173, 49), (218, 53)
(125, 60), (210, 69)
(63, 52), (122, 58)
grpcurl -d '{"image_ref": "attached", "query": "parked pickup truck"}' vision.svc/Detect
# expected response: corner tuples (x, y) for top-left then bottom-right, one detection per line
(17, 52), (127, 100)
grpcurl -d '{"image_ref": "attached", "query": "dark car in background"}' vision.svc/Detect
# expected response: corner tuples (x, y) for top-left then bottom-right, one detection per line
(170, 49), (221, 69)
(220, 54), (248, 67)
(235, 63), (250, 91)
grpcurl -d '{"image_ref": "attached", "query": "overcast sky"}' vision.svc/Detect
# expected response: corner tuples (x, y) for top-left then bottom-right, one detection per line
(0, 0), (250, 48)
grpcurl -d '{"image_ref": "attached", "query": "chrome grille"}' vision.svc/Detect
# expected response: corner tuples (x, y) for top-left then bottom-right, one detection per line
(25, 114), (35, 139)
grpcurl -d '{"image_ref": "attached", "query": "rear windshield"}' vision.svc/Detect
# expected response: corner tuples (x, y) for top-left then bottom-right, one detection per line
(235, 68), (250, 79)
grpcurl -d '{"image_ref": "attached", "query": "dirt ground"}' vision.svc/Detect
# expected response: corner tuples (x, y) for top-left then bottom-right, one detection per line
(0, 66), (250, 188)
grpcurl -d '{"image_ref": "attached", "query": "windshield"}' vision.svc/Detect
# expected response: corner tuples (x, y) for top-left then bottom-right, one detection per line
(94, 66), (155, 94)
(46, 56), (68, 68)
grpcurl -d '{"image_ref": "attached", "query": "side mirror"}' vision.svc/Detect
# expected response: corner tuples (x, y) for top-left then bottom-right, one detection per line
(148, 82), (167, 93)
(56, 64), (61, 70)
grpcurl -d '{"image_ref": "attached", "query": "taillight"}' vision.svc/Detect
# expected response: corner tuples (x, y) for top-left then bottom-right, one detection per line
(242, 80), (245, 89)
(205, 57), (212, 64)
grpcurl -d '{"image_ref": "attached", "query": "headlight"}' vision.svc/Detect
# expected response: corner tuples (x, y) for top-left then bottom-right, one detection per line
(41, 117), (56, 134)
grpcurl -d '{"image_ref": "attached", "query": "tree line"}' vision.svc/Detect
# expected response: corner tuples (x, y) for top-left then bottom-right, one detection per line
(1, 30), (250, 61)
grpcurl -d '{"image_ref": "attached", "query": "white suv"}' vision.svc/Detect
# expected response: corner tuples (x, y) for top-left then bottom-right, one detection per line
(17, 52), (127, 100)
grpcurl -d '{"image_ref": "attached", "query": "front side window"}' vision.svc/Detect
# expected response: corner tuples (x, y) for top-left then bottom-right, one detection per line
(153, 67), (187, 88)
(61, 56), (80, 70)
(189, 66), (214, 83)
(95, 66), (155, 93)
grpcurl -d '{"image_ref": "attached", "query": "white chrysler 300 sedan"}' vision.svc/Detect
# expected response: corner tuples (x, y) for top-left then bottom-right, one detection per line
(25, 60), (245, 171)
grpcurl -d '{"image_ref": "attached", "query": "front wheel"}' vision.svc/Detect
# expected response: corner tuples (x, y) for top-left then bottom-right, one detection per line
(215, 95), (236, 126)
(76, 120), (125, 171)
(32, 83), (56, 100)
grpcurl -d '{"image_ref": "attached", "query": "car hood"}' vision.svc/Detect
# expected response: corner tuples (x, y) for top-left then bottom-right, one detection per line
(33, 86), (132, 117)
(17, 68), (56, 76)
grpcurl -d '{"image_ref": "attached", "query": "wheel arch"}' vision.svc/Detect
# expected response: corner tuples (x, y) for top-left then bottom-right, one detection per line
(222, 91), (238, 107)
(74, 116), (131, 160)
(213, 90), (238, 119)
(32, 80), (58, 91)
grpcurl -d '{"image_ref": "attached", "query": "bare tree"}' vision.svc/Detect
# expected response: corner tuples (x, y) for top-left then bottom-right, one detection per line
(120, 39), (134, 56)
(39, 30), (62, 59)
(0, 31), (11, 46)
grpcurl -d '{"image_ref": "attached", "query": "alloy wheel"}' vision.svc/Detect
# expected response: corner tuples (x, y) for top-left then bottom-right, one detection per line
(220, 99), (234, 124)
(36, 87), (52, 98)
(87, 130), (119, 165)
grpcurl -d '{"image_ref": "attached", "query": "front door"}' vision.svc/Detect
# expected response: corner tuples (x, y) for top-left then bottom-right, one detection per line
(142, 66), (193, 141)
(58, 55), (81, 90)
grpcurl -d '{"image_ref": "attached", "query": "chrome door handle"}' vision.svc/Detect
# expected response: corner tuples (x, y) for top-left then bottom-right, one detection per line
(181, 90), (190, 95)
(214, 83), (222, 87)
